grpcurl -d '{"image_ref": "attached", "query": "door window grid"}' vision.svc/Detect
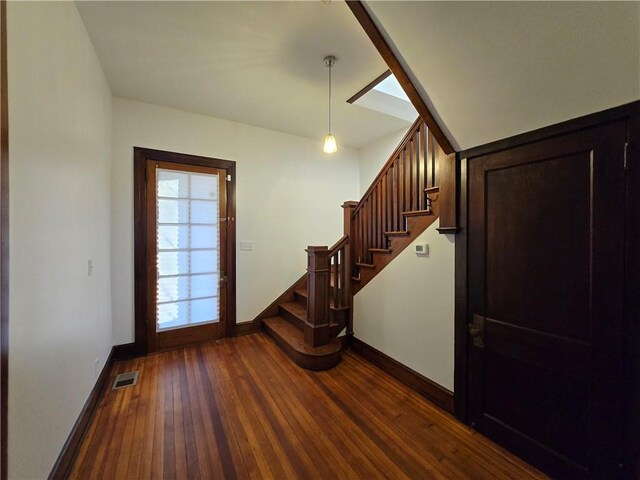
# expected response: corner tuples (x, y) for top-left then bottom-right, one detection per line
(156, 168), (220, 332)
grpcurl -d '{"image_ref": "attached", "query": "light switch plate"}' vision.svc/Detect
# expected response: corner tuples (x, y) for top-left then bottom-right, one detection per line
(240, 241), (254, 251)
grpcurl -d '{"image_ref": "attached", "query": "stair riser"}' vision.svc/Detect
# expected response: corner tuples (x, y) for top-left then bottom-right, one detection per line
(293, 290), (307, 305)
(279, 305), (306, 330)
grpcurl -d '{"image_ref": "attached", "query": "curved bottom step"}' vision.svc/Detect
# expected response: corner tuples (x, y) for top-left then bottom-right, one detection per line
(263, 316), (342, 371)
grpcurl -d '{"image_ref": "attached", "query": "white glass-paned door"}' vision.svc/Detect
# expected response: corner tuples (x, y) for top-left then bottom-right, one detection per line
(156, 168), (220, 331)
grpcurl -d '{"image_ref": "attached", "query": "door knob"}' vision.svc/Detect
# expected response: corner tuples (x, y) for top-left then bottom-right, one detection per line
(468, 314), (485, 348)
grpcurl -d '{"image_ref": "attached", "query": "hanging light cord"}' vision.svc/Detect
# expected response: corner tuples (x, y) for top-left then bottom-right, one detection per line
(328, 60), (332, 134)
(322, 56), (337, 153)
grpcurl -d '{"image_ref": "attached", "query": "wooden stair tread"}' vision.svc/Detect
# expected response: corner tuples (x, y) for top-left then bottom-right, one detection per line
(294, 287), (308, 298)
(262, 316), (342, 370)
(264, 316), (340, 355)
(355, 262), (375, 269)
(369, 248), (391, 254)
(279, 301), (306, 320)
(384, 230), (410, 237)
(278, 301), (307, 330)
(402, 210), (433, 217)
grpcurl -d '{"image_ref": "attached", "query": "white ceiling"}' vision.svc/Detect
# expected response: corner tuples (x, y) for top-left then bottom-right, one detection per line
(76, 1), (412, 149)
(366, 1), (640, 150)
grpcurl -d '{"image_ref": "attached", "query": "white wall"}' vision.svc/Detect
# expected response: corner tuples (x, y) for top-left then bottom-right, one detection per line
(111, 98), (360, 344)
(7, 2), (113, 478)
(353, 222), (455, 391)
(355, 126), (455, 391)
(358, 128), (406, 196)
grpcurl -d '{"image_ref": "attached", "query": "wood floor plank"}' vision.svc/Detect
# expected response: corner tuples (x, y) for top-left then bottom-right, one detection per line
(316, 367), (459, 479)
(102, 360), (137, 480)
(218, 340), (297, 480)
(255, 335), (376, 480)
(256, 336), (406, 479)
(138, 354), (159, 479)
(162, 354), (176, 479)
(150, 355), (166, 479)
(125, 356), (151, 478)
(309, 368), (441, 479)
(332, 358), (473, 473)
(69, 333), (547, 480)
(241, 335), (349, 478)
(193, 343), (249, 480)
(171, 350), (189, 478)
(114, 358), (142, 479)
(200, 342), (268, 479)
(344, 351), (542, 478)
(344, 351), (540, 477)
(183, 347), (218, 480)
(335, 356), (508, 479)
(248, 336), (353, 475)
(230, 340), (320, 478)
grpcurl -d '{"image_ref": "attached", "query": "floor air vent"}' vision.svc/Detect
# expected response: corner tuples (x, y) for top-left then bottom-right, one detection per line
(112, 371), (139, 390)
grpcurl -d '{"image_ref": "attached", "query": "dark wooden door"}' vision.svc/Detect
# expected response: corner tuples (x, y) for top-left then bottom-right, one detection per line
(467, 122), (627, 479)
(146, 160), (228, 351)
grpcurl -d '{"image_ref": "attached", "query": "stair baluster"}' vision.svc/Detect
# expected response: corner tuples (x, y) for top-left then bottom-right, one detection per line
(353, 118), (431, 272)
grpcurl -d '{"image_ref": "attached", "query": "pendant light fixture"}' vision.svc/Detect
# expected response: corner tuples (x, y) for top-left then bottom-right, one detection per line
(323, 55), (337, 154)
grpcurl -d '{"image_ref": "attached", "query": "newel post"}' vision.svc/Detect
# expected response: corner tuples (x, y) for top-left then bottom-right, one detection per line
(306, 246), (331, 347)
(342, 201), (358, 336)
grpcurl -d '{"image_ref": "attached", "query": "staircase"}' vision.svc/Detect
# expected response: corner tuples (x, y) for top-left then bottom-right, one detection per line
(261, 271), (346, 371)
(253, 117), (450, 370)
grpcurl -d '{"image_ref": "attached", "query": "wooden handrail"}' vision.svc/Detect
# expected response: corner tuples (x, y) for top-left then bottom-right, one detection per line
(328, 235), (348, 255)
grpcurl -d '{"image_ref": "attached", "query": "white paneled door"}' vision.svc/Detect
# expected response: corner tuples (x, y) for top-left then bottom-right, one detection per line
(147, 161), (228, 350)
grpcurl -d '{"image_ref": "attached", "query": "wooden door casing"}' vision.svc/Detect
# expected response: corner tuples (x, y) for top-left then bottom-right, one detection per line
(467, 122), (627, 479)
(133, 148), (236, 354)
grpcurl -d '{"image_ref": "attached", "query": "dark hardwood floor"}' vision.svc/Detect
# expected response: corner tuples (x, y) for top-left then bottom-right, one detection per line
(69, 333), (546, 479)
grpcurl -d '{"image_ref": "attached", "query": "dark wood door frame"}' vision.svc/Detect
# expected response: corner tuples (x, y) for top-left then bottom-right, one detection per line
(624, 108), (640, 480)
(0, 1), (8, 478)
(454, 101), (640, 477)
(133, 147), (237, 353)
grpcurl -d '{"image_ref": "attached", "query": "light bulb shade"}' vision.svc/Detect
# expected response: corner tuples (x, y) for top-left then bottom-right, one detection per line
(323, 134), (337, 154)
